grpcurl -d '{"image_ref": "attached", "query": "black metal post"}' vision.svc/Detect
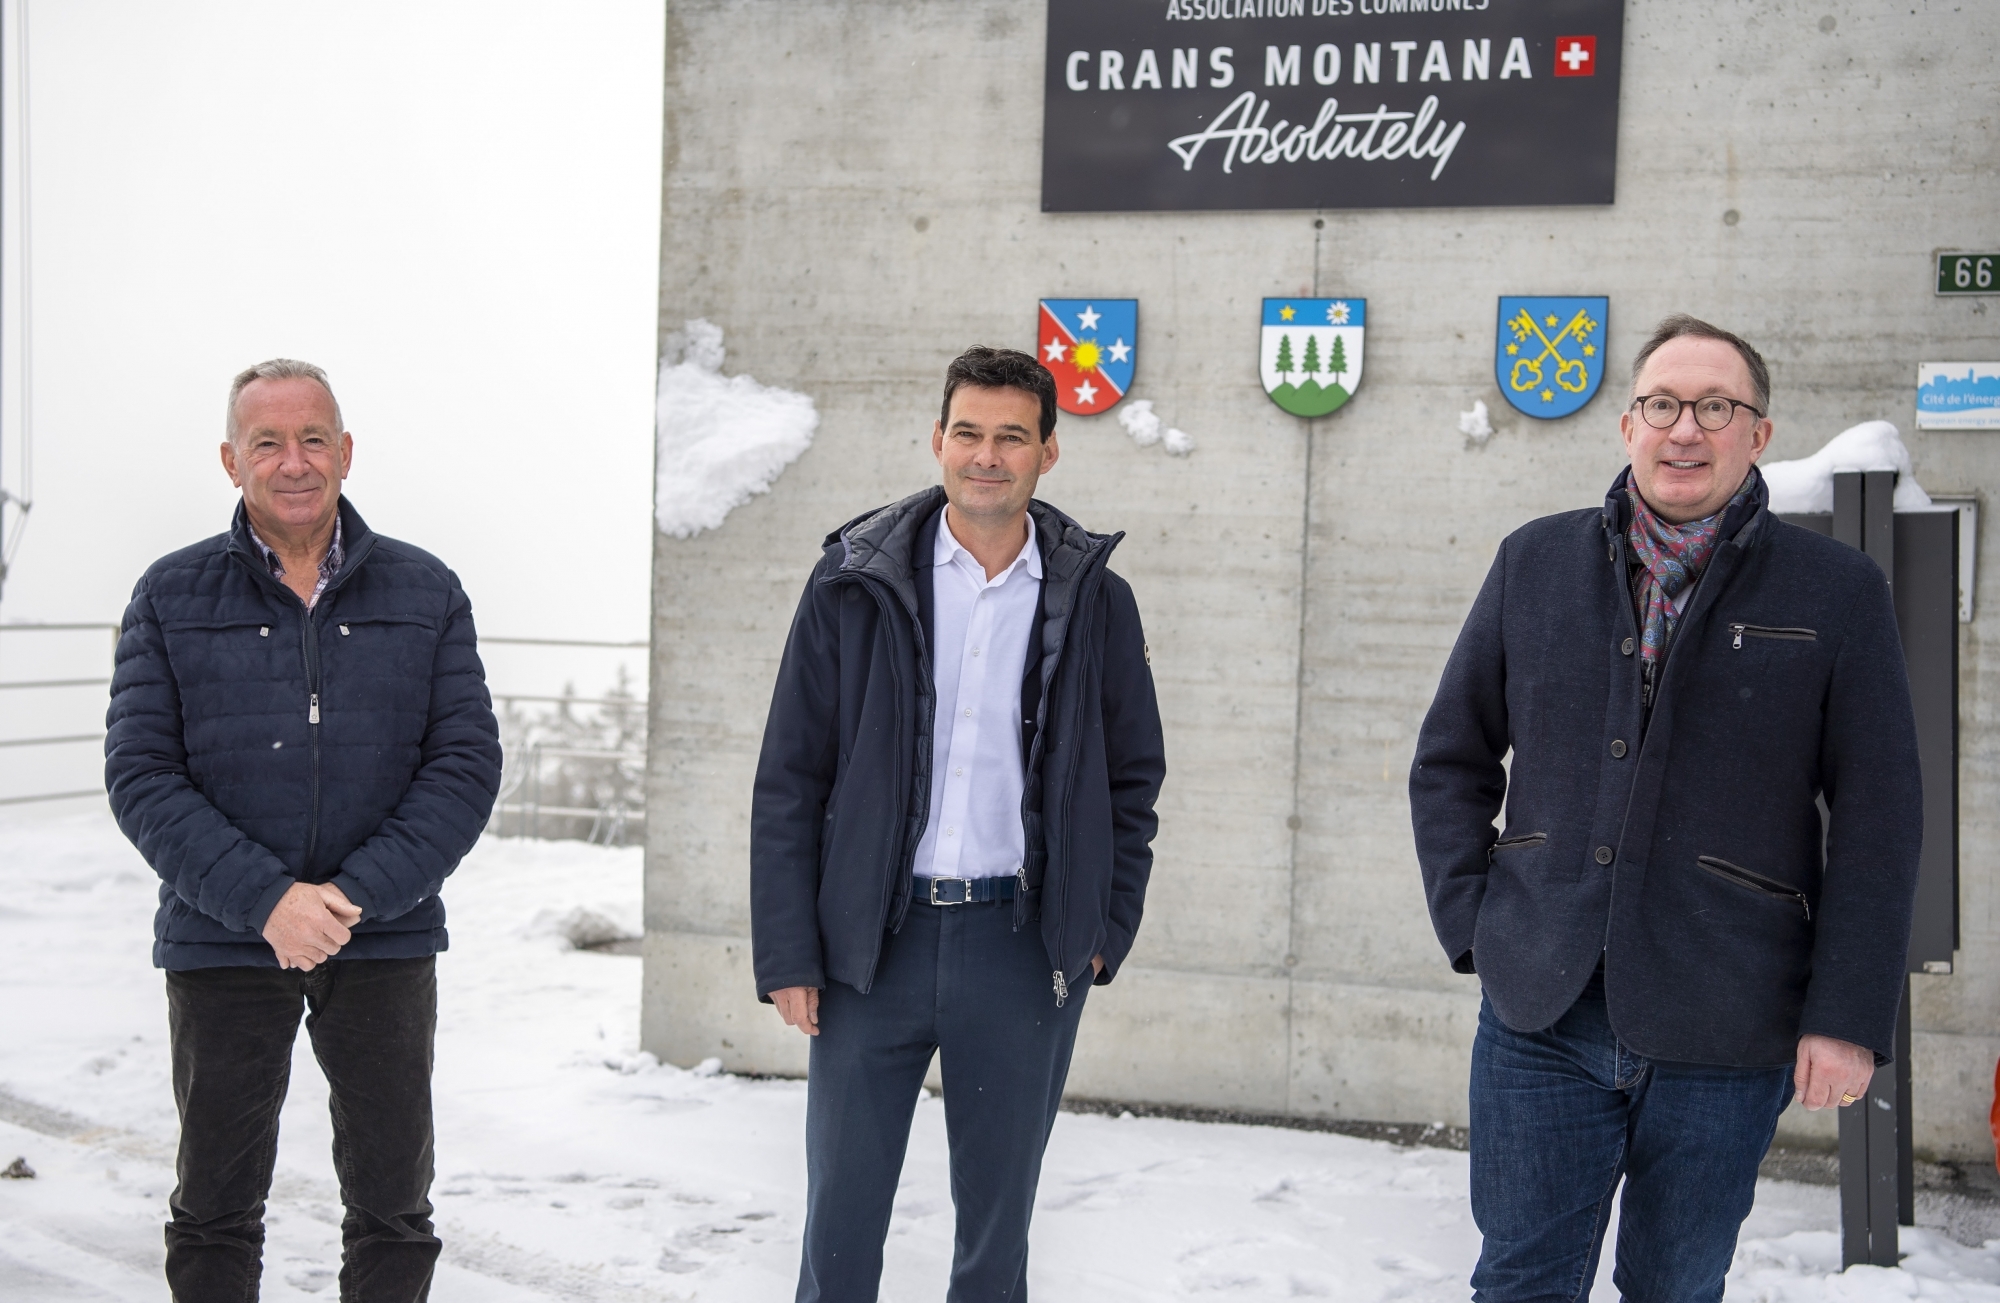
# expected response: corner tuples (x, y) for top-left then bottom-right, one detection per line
(1896, 981), (1915, 1227)
(1830, 470), (1900, 1267)
(1788, 472), (1959, 1271)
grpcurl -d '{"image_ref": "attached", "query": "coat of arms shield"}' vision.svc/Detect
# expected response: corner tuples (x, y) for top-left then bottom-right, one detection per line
(1495, 297), (1608, 419)
(1039, 299), (1136, 416)
(1260, 299), (1365, 417)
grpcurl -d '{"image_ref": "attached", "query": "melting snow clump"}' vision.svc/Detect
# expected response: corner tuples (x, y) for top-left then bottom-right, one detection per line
(1118, 398), (1195, 457)
(654, 319), (819, 538)
(1458, 399), (1494, 444)
(1118, 399), (1164, 448)
(1761, 420), (1933, 514)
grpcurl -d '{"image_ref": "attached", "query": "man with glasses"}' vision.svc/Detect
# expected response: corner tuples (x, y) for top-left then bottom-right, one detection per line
(1410, 316), (1923, 1299)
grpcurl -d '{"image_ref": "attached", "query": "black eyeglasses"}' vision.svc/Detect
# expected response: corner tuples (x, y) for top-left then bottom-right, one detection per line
(1631, 394), (1765, 432)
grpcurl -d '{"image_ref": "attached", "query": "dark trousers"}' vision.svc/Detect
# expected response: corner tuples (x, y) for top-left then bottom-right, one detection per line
(797, 897), (1088, 1303)
(1468, 969), (1794, 1303)
(164, 956), (440, 1303)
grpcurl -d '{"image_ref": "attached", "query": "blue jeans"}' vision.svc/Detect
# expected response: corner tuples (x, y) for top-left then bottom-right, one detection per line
(1468, 970), (1793, 1303)
(797, 896), (1088, 1303)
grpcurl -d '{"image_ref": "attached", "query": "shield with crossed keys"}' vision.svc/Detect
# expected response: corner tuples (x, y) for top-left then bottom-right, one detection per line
(1495, 296), (1608, 420)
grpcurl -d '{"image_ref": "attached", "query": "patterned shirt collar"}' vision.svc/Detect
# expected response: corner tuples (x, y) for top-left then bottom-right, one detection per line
(247, 513), (344, 610)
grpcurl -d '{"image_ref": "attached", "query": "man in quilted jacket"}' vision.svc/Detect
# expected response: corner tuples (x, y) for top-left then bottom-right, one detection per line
(106, 359), (502, 1302)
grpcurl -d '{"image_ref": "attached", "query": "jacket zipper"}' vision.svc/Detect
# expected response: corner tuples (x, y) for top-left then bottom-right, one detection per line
(1489, 832), (1547, 859)
(841, 573), (932, 978)
(1728, 623), (1817, 650)
(303, 607), (323, 874)
(1696, 855), (1812, 920)
(1049, 559), (1110, 1008)
(225, 519), (373, 883)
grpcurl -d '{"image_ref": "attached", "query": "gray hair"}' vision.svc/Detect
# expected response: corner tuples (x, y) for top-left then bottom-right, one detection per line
(225, 358), (344, 443)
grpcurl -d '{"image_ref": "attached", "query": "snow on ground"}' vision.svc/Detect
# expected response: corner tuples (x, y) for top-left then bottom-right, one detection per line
(3, 805), (1998, 1301)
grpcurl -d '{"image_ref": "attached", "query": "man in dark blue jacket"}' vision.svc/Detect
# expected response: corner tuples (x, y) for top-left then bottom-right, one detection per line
(106, 359), (501, 1302)
(1411, 316), (1923, 1301)
(752, 346), (1166, 1301)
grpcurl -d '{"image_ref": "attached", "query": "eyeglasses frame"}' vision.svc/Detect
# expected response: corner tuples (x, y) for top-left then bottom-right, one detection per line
(1629, 393), (1767, 432)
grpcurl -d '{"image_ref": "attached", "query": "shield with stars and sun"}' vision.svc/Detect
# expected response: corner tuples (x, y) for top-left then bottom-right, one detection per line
(1039, 299), (1136, 416)
(1260, 299), (1366, 417)
(1495, 296), (1608, 420)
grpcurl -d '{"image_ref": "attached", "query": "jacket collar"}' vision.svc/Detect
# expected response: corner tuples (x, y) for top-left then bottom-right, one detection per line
(825, 485), (1112, 612)
(1601, 464), (1769, 548)
(228, 495), (378, 599)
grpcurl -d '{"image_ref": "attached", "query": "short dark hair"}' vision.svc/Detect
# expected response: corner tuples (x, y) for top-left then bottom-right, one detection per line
(940, 346), (1058, 441)
(1631, 314), (1771, 413)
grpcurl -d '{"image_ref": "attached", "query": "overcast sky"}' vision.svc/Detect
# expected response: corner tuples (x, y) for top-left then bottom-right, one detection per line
(0, 1), (664, 649)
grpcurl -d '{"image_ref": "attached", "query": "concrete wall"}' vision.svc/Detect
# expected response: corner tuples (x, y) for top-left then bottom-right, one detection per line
(645, 0), (2000, 1160)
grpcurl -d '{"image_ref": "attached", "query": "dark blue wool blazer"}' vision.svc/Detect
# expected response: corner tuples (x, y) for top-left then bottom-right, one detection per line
(1411, 469), (1923, 1066)
(106, 498), (502, 970)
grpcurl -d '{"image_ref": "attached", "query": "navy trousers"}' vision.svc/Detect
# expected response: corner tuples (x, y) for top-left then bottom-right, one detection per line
(1468, 968), (1794, 1303)
(797, 895), (1088, 1303)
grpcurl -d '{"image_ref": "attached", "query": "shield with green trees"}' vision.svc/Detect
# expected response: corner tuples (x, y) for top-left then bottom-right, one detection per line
(1260, 299), (1365, 417)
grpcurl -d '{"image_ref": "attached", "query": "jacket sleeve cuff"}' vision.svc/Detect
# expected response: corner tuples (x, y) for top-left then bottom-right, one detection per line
(248, 876), (298, 934)
(756, 971), (826, 1002)
(329, 872), (374, 922)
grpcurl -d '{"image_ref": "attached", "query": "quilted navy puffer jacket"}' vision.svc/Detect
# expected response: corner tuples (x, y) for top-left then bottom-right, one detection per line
(106, 497), (502, 969)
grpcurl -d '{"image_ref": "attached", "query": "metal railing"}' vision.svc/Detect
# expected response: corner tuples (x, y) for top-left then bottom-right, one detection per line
(491, 743), (646, 843)
(0, 625), (650, 826)
(0, 622), (119, 804)
(480, 631), (644, 843)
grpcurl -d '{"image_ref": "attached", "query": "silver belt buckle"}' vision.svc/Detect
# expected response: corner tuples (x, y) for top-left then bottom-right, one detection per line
(928, 877), (972, 906)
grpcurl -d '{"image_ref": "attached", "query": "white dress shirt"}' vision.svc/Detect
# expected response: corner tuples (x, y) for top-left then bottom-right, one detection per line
(912, 511), (1043, 881)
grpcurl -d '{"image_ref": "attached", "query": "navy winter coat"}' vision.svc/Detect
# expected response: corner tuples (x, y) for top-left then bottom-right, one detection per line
(1410, 469), (1923, 1066)
(750, 487), (1166, 1004)
(106, 497), (502, 970)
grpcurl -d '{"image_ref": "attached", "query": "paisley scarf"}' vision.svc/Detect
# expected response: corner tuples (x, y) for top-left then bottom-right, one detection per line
(1625, 476), (1753, 666)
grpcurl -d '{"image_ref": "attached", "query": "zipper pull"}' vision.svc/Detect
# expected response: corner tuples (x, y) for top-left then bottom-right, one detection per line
(1730, 624), (1745, 650)
(309, 693), (320, 724)
(1052, 969), (1068, 1008)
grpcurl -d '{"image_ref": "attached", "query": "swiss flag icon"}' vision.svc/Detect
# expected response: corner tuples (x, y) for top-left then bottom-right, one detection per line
(1554, 35), (1597, 76)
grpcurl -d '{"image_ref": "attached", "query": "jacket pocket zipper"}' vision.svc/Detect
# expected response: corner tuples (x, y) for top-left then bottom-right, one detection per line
(1729, 623), (1817, 650)
(1696, 855), (1811, 920)
(1489, 832), (1547, 859)
(1051, 556), (1111, 1009)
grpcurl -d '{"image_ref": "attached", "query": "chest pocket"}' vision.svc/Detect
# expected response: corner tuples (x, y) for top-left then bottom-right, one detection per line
(327, 614), (440, 687)
(1727, 623), (1817, 650)
(160, 617), (291, 696)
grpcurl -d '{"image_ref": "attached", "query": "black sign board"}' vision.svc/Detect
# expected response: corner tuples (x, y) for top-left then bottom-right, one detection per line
(1042, 0), (1625, 212)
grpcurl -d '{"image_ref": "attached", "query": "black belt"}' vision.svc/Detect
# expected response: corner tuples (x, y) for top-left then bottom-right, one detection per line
(913, 875), (1018, 906)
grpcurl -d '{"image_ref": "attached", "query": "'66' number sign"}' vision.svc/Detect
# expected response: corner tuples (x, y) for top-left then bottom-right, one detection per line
(1938, 253), (2000, 296)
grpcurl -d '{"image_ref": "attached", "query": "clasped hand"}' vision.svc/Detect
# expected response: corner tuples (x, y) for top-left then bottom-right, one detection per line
(262, 880), (363, 970)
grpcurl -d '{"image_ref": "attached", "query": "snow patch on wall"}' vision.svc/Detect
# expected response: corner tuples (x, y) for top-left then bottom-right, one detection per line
(1762, 420), (1933, 514)
(1117, 398), (1195, 457)
(1458, 399), (1494, 444)
(654, 320), (819, 538)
